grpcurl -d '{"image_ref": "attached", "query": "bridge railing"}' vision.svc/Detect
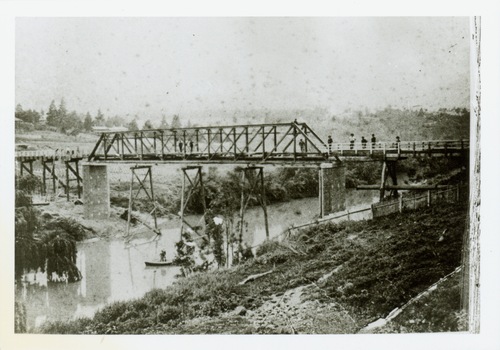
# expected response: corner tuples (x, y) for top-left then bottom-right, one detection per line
(15, 148), (92, 161)
(329, 139), (469, 155)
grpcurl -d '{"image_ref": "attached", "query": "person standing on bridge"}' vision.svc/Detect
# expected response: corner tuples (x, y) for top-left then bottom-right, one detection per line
(327, 136), (333, 154)
(189, 140), (194, 153)
(179, 141), (184, 153)
(395, 136), (401, 150)
(299, 138), (305, 153)
(361, 136), (368, 149)
(371, 134), (376, 149)
(349, 133), (356, 150)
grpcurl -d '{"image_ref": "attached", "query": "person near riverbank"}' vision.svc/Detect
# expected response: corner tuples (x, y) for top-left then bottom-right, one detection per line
(349, 133), (356, 150)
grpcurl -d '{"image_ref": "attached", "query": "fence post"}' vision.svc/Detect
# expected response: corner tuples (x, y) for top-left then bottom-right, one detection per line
(427, 190), (431, 207)
(456, 184), (460, 202)
(399, 196), (403, 213)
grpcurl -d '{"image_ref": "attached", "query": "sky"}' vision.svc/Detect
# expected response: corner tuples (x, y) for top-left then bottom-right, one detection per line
(15, 17), (470, 122)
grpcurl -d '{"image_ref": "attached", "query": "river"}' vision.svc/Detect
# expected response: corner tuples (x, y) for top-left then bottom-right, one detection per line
(15, 189), (379, 331)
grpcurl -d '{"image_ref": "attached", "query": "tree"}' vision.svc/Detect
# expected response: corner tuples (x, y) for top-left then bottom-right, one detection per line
(58, 98), (68, 124)
(143, 119), (154, 130)
(127, 118), (139, 131)
(171, 114), (181, 128)
(15, 104), (41, 125)
(83, 112), (93, 131)
(61, 111), (82, 134)
(15, 180), (82, 282)
(159, 115), (169, 129)
(95, 109), (105, 126)
(16, 103), (23, 115)
(46, 100), (58, 127)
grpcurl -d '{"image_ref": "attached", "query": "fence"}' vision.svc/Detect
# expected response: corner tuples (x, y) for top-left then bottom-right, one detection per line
(280, 184), (468, 240)
(371, 184), (468, 218)
(282, 207), (373, 239)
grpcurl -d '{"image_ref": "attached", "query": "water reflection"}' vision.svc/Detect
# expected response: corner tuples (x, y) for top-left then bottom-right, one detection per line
(16, 232), (182, 331)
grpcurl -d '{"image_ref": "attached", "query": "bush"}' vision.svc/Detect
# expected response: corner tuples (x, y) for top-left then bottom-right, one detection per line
(17, 175), (42, 194)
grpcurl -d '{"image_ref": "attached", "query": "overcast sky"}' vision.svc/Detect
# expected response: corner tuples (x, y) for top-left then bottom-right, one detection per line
(15, 17), (470, 120)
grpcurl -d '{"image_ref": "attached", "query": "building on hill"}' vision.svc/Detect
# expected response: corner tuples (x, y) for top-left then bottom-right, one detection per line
(92, 126), (129, 133)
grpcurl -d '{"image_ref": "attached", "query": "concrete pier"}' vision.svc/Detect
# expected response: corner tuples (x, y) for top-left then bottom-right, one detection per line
(83, 164), (110, 219)
(319, 163), (346, 217)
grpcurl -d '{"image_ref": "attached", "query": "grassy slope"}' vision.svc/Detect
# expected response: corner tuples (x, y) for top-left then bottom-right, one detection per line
(373, 273), (466, 333)
(37, 202), (467, 334)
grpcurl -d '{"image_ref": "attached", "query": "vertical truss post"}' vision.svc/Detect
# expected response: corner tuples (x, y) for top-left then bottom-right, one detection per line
(261, 126), (266, 157)
(293, 125), (297, 161)
(103, 134), (108, 161)
(183, 130), (187, 158)
(160, 131), (165, 159)
(238, 166), (270, 241)
(65, 161), (70, 201)
(380, 161), (387, 201)
(195, 130), (200, 152)
(207, 129), (211, 158)
(179, 169), (186, 240)
(245, 126), (249, 153)
(127, 169), (134, 236)
(42, 159), (47, 196)
(179, 166), (206, 240)
(233, 128), (237, 159)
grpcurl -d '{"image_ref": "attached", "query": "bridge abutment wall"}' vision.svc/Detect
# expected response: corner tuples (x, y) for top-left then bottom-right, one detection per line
(319, 162), (346, 217)
(83, 164), (110, 220)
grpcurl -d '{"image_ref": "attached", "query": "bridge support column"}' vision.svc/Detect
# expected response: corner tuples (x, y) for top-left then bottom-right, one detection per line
(64, 159), (83, 201)
(380, 160), (399, 201)
(20, 159), (34, 177)
(319, 163), (346, 218)
(83, 164), (110, 220)
(238, 166), (269, 241)
(126, 165), (160, 239)
(179, 166), (207, 241)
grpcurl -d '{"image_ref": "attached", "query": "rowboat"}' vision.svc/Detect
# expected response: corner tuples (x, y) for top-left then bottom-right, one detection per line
(144, 260), (174, 267)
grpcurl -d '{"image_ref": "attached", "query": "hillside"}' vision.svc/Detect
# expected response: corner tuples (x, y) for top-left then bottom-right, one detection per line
(37, 202), (467, 334)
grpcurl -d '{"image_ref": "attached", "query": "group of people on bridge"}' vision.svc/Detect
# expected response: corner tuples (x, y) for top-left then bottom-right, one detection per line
(325, 133), (402, 153)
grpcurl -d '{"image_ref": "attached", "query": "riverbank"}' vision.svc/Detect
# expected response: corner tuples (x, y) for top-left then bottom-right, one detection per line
(36, 201), (467, 334)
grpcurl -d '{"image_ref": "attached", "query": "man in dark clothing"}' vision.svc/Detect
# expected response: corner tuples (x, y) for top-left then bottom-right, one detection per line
(179, 141), (183, 153)
(327, 136), (333, 153)
(371, 134), (376, 149)
(361, 136), (368, 149)
(299, 139), (306, 153)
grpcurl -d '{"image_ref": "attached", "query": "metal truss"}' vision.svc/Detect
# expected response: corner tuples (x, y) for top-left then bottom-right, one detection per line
(88, 122), (329, 164)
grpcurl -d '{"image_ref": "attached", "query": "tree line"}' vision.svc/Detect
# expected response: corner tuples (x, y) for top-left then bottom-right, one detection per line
(15, 98), (185, 135)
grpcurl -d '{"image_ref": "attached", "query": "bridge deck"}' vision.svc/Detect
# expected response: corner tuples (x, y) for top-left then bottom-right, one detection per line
(15, 122), (469, 165)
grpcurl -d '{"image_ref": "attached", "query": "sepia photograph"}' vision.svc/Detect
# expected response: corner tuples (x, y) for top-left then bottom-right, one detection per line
(1, 5), (499, 350)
